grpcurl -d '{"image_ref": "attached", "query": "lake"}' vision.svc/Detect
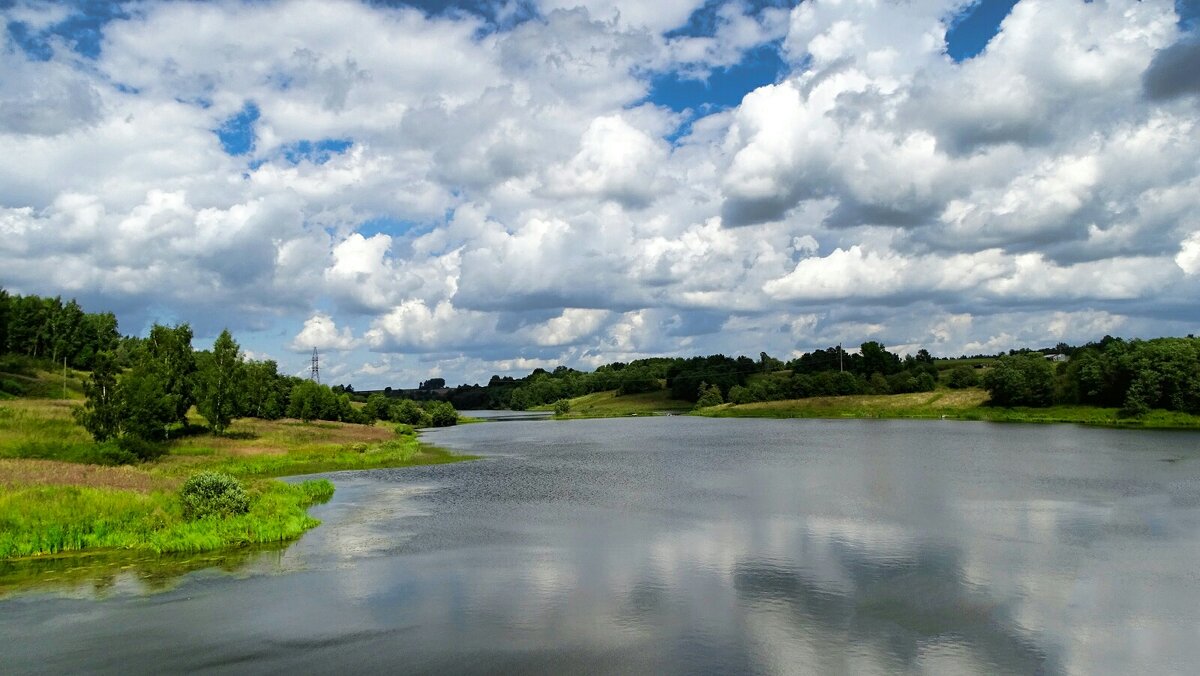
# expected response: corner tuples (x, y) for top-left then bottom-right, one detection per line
(2, 417), (1199, 674)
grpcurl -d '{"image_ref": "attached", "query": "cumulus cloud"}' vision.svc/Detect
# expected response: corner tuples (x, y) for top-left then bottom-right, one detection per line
(2, 0), (1199, 386)
(290, 312), (358, 352)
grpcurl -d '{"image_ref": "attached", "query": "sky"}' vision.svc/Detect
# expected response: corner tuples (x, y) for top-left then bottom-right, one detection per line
(1, 0), (1199, 389)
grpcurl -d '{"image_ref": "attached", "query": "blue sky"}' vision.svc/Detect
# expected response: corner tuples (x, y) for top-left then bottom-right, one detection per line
(2, 0), (1198, 387)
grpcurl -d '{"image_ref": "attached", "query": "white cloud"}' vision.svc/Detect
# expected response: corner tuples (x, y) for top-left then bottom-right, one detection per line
(290, 312), (358, 352)
(1177, 232), (1200, 275)
(2, 0), (1198, 386)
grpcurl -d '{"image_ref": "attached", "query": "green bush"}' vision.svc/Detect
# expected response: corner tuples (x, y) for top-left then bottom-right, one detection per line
(553, 399), (571, 415)
(427, 401), (458, 427)
(694, 382), (724, 409)
(180, 472), (250, 520)
(393, 423), (415, 436)
(0, 378), (25, 396)
(117, 436), (166, 462)
(947, 365), (979, 389)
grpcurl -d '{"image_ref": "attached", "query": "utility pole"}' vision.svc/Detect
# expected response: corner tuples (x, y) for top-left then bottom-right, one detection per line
(310, 347), (320, 384)
(839, 344), (843, 373)
(63, 357), (68, 400)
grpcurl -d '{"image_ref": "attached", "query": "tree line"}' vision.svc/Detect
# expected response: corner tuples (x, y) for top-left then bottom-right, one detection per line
(983, 336), (1200, 415)
(359, 343), (941, 411)
(0, 291), (458, 459)
(0, 289), (124, 372)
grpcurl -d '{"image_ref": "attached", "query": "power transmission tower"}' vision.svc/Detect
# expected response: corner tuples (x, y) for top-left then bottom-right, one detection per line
(310, 347), (320, 384)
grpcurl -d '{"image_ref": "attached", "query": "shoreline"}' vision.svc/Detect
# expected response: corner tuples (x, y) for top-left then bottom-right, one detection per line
(0, 409), (477, 570)
(528, 388), (1200, 430)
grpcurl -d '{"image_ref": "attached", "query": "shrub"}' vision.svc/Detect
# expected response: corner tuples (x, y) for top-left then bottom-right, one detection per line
(553, 399), (571, 416)
(983, 355), (1055, 407)
(947, 365), (979, 389)
(393, 423), (415, 437)
(180, 471), (250, 520)
(728, 385), (753, 405)
(694, 382), (724, 409)
(0, 378), (25, 396)
(427, 401), (458, 427)
(117, 436), (166, 462)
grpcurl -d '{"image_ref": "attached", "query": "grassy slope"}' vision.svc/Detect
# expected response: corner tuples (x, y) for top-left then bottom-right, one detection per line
(696, 387), (1200, 428)
(534, 389), (692, 418)
(0, 365), (474, 562)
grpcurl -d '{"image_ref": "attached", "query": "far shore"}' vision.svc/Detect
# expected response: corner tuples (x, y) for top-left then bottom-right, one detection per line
(532, 388), (1200, 430)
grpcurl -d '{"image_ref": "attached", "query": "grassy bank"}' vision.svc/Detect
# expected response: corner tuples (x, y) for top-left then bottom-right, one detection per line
(0, 382), (474, 563)
(694, 388), (1200, 428)
(533, 389), (692, 418)
(0, 479), (333, 559)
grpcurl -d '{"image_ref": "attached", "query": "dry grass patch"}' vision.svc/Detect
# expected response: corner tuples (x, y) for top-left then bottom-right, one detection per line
(0, 459), (175, 493)
(170, 417), (394, 457)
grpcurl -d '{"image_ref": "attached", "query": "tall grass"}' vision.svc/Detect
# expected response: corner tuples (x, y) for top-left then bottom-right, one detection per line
(181, 438), (460, 480)
(0, 479), (334, 559)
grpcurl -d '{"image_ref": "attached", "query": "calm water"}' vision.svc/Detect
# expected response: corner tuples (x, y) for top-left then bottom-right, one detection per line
(3, 418), (1200, 674)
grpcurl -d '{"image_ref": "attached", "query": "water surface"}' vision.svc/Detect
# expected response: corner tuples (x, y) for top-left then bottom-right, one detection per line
(2, 417), (1199, 674)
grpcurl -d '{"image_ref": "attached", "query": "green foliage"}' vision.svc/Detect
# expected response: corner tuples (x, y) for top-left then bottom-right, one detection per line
(241, 360), (287, 419)
(947, 365), (980, 389)
(426, 400), (458, 427)
(145, 323), (197, 425)
(983, 354), (1056, 407)
(180, 471), (250, 520)
(364, 393), (393, 421)
(117, 361), (176, 441)
(694, 382), (724, 409)
(0, 479), (336, 559)
(729, 384), (753, 405)
(553, 398), (570, 415)
(195, 330), (245, 434)
(0, 291), (120, 369)
(74, 351), (121, 441)
(616, 364), (661, 395)
(668, 355), (752, 402)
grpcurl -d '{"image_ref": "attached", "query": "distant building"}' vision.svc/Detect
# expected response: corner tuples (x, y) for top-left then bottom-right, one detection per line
(1044, 353), (1069, 363)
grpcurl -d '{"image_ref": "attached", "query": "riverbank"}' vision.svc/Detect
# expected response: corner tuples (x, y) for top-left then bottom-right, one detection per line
(0, 398), (474, 561)
(535, 387), (1200, 429)
(531, 390), (692, 418)
(693, 389), (1200, 429)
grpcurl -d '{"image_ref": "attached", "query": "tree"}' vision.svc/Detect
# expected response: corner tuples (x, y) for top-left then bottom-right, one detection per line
(364, 393), (393, 421)
(946, 365), (979, 389)
(983, 355), (1055, 407)
(118, 362), (176, 441)
(553, 398), (571, 416)
(427, 400), (458, 427)
(146, 323), (197, 425)
(694, 382), (724, 408)
(74, 351), (121, 441)
(859, 341), (901, 377)
(195, 330), (244, 434)
(242, 360), (285, 419)
(288, 381), (322, 422)
(392, 398), (427, 425)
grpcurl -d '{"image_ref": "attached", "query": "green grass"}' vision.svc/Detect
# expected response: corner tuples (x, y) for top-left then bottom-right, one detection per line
(0, 396), (476, 569)
(0, 357), (88, 400)
(533, 390), (693, 418)
(177, 439), (469, 480)
(695, 388), (1200, 428)
(0, 400), (105, 462)
(0, 479), (334, 559)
